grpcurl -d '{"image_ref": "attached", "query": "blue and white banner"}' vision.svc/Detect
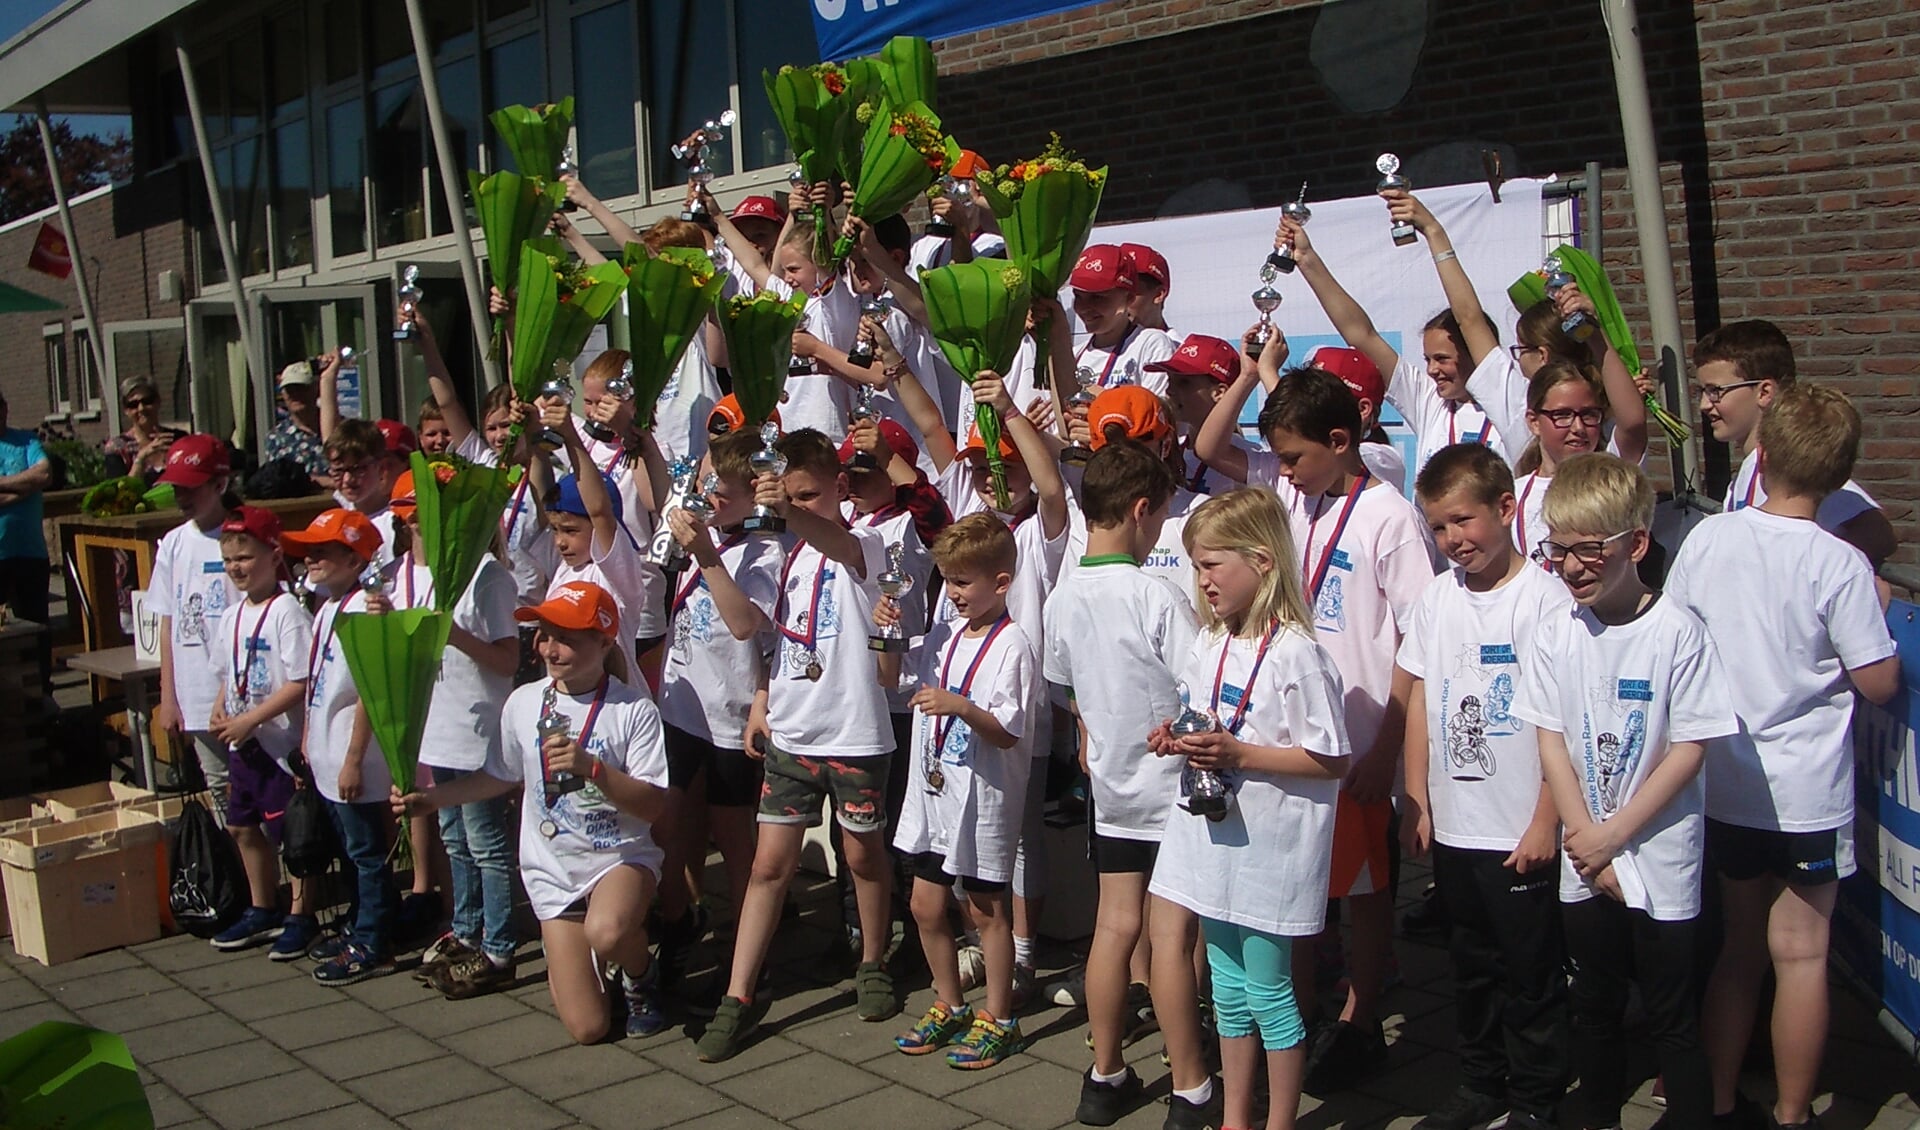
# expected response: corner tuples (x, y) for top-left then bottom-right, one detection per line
(1837, 600), (1920, 1046)
(810, 0), (1106, 61)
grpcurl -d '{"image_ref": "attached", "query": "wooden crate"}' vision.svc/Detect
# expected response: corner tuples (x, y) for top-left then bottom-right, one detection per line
(33, 781), (156, 822)
(1, 810), (164, 966)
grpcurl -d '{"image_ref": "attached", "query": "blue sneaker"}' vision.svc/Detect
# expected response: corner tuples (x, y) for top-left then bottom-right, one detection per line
(312, 941), (395, 986)
(624, 962), (670, 1039)
(307, 930), (351, 963)
(269, 915), (320, 963)
(211, 906), (285, 952)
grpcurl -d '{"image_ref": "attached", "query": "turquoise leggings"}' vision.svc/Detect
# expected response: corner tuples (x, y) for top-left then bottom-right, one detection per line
(1202, 917), (1306, 1050)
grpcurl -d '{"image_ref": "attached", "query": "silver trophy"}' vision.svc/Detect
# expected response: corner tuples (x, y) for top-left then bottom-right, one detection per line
(786, 167), (806, 194)
(674, 109), (737, 222)
(847, 295), (892, 368)
(1376, 154), (1417, 247)
(847, 385), (880, 471)
(647, 458), (701, 570)
(1249, 284), (1283, 356)
(742, 420), (789, 535)
(869, 543), (914, 653)
(1543, 255), (1598, 343)
(1060, 366), (1099, 467)
(538, 683), (585, 815)
(583, 359), (635, 444)
(1170, 682), (1232, 821)
(1265, 183), (1311, 277)
(359, 564), (388, 602)
(393, 265), (423, 340)
(927, 175), (974, 239)
(788, 313), (813, 377)
(556, 144), (579, 212)
(338, 345), (356, 366)
(535, 359), (574, 453)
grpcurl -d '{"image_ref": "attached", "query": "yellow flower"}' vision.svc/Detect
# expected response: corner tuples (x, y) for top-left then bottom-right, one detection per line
(1000, 266), (1025, 290)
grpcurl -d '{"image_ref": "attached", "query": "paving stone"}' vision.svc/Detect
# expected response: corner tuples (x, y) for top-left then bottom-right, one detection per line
(714, 1049), (889, 1119)
(790, 1082), (979, 1130)
(635, 1029), (813, 1085)
(249, 999), (391, 1051)
(42, 965), (179, 1009)
(559, 1073), (729, 1130)
(436, 1009), (578, 1067)
(134, 934), (240, 974)
(0, 976), (49, 1010)
(345, 1055), (509, 1117)
(948, 1058), (1088, 1129)
(209, 976), (341, 1022)
(13, 945), (142, 984)
(341, 966), (443, 1012)
(260, 1104), (404, 1129)
(668, 1107), (790, 1130)
(193, 1068), (355, 1127)
(856, 1041), (1020, 1099)
(119, 1010), (257, 1065)
(396, 1086), (572, 1130)
(170, 952), (304, 997)
(148, 1042), (302, 1097)
(496, 1042), (657, 1102)
(385, 990), (530, 1038)
(72, 986), (211, 1032)
(142, 1081), (203, 1128)
(1297, 1089), (1405, 1128)
(300, 1027), (447, 1082)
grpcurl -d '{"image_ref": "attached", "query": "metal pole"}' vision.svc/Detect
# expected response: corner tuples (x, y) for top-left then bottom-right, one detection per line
(1601, 0), (1701, 495)
(401, 0), (501, 389)
(173, 35), (264, 447)
(32, 97), (109, 395)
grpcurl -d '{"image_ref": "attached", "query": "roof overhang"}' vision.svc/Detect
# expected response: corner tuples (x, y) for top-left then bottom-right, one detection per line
(0, 0), (201, 114)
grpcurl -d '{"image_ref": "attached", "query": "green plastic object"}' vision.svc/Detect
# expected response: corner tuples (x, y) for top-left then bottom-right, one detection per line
(0, 1021), (153, 1129)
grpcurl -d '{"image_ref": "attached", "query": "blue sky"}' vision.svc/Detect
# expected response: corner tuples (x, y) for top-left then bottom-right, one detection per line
(3, 0), (132, 138)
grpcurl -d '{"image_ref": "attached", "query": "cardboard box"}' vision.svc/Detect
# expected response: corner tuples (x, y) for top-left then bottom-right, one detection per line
(33, 782), (156, 822)
(1, 810), (164, 965)
(0, 798), (53, 939)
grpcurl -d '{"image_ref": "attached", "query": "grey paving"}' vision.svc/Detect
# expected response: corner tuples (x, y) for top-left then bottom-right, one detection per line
(2, 862), (1915, 1130)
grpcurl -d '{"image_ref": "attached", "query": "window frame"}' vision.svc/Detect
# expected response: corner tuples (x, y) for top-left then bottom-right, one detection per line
(42, 323), (70, 420)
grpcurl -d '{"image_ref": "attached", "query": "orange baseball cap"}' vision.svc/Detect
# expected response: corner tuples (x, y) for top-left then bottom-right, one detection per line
(1088, 386), (1173, 451)
(514, 581), (620, 638)
(961, 421), (1022, 463)
(950, 150), (988, 179)
(707, 395), (782, 437)
(281, 508), (382, 560)
(390, 469), (419, 517)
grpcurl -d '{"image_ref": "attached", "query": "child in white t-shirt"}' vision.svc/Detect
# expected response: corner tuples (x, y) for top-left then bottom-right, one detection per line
(1042, 440), (1201, 1125)
(880, 513), (1035, 1070)
(205, 506), (316, 960)
(1148, 488), (1351, 1130)
(1062, 385), (1202, 604)
(531, 399), (650, 664)
(1397, 445), (1573, 1128)
(1665, 386), (1900, 1129)
(150, 435), (242, 802)
(1045, 244), (1177, 398)
(1512, 454), (1737, 1130)
(397, 581), (673, 1045)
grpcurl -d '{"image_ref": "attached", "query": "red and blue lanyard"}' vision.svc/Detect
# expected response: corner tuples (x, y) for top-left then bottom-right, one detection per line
(544, 675), (611, 771)
(1447, 401), (1487, 446)
(230, 594), (280, 704)
(931, 615), (1013, 755)
(672, 532), (747, 615)
(1211, 619), (1281, 737)
(1303, 472), (1369, 602)
(775, 538), (830, 659)
(1075, 325), (1138, 389)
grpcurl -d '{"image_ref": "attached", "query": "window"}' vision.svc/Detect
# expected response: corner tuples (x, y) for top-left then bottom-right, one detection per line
(72, 327), (101, 416)
(645, 1), (731, 192)
(573, 2), (638, 200)
(274, 120), (314, 267)
(485, 33), (544, 172)
(737, 0), (820, 172)
(371, 80), (428, 246)
(328, 98), (368, 255)
(43, 326), (69, 416)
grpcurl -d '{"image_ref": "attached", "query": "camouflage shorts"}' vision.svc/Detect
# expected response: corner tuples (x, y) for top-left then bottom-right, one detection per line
(758, 746), (890, 834)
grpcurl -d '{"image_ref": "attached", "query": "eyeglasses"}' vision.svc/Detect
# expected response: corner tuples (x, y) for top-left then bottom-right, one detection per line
(328, 459), (378, 481)
(1535, 407), (1604, 430)
(1531, 530), (1632, 569)
(1689, 379), (1762, 404)
(1507, 344), (1547, 362)
(124, 396), (157, 409)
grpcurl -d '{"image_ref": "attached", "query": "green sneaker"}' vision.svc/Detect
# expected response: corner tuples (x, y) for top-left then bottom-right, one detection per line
(854, 961), (898, 1022)
(895, 1000), (972, 1055)
(694, 994), (769, 1063)
(946, 1013), (1022, 1070)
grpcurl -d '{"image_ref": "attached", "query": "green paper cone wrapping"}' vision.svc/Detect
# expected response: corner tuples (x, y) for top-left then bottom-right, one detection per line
(875, 36), (937, 115)
(508, 240), (629, 402)
(0, 1021), (151, 1129)
(762, 62), (877, 262)
(621, 246), (727, 430)
(337, 608), (452, 801)
(976, 144), (1107, 392)
(830, 101), (959, 267)
(489, 98), (575, 179)
(920, 261), (1034, 510)
(468, 171), (565, 356)
(409, 452), (516, 616)
(718, 289), (808, 427)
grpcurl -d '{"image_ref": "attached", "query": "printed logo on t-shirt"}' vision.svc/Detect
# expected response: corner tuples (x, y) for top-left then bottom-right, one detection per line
(781, 566), (841, 678)
(541, 734), (627, 849)
(1313, 575), (1346, 634)
(1616, 678), (1653, 702)
(1438, 642), (1522, 781)
(1581, 709), (1646, 819)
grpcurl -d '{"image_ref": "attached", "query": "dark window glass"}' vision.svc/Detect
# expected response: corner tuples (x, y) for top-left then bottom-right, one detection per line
(486, 0), (531, 21)
(429, 52), (480, 233)
(370, 1), (414, 84)
(270, 14), (308, 116)
(327, 98), (366, 255)
(273, 119), (313, 268)
(231, 136), (269, 275)
(372, 80), (427, 245)
(197, 47), (228, 141)
(645, 0), (730, 191)
(324, 0), (359, 85)
(425, 0), (476, 54)
(737, 0), (817, 172)
(230, 32), (264, 137)
(572, 1), (637, 200)
(485, 33), (543, 171)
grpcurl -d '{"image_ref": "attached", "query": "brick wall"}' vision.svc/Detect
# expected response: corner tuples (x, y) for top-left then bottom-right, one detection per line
(935, 0), (1920, 560)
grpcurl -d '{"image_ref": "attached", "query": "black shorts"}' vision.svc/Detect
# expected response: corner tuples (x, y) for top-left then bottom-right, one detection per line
(1709, 818), (1852, 886)
(662, 722), (765, 808)
(910, 851), (1008, 894)
(1088, 828), (1160, 875)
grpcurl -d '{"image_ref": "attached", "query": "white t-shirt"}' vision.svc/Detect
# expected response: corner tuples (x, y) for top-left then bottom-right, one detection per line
(1396, 564), (1572, 851)
(660, 530), (782, 747)
(1512, 596), (1736, 920)
(548, 513), (653, 658)
(1463, 350), (1532, 467)
(1245, 443), (1408, 502)
(1725, 448), (1879, 536)
(765, 277), (861, 439)
(209, 593), (312, 766)
(766, 526), (894, 759)
(650, 332), (721, 468)
(1043, 558), (1199, 841)
(1149, 624), (1350, 936)
(1665, 508), (1896, 834)
(1062, 487), (1202, 612)
(934, 462), (1071, 650)
(149, 519), (239, 731)
(420, 558), (519, 773)
(579, 437), (667, 641)
(1070, 324), (1177, 398)
(892, 617), (1035, 882)
(454, 432), (555, 606)
(1387, 355), (1505, 475)
(909, 231), (1007, 276)
(496, 676), (670, 919)
(303, 590), (395, 804)
(849, 504), (934, 713)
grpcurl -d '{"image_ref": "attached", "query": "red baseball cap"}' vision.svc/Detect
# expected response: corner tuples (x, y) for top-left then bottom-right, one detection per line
(376, 419), (418, 456)
(1312, 347), (1386, 413)
(1119, 243), (1170, 292)
(220, 505), (283, 546)
(515, 580), (620, 639)
(157, 434), (231, 488)
(281, 508), (382, 561)
(837, 418), (919, 468)
(708, 395), (781, 436)
(730, 196), (785, 223)
(1146, 335), (1239, 384)
(1069, 244), (1135, 294)
(1088, 386), (1173, 451)
(961, 422), (1022, 463)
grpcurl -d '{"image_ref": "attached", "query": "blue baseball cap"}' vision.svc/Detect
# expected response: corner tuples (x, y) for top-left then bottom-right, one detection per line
(552, 472), (624, 523)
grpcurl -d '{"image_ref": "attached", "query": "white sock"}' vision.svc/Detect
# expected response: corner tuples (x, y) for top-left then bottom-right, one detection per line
(1090, 1064), (1131, 1085)
(1173, 1078), (1214, 1106)
(1013, 935), (1034, 970)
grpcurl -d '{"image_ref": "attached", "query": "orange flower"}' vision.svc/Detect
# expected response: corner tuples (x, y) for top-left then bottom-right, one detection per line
(823, 72), (845, 95)
(431, 463), (457, 485)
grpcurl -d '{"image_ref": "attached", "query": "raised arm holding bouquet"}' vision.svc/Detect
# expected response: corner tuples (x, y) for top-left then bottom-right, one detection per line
(763, 61), (880, 263)
(469, 100), (579, 357)
(620, 244), (727, 431)
(829, 101), (959, 269)
(506, 238), (629, 449)
(718, 288), (809, 430)
(918, 261), (1033, 509)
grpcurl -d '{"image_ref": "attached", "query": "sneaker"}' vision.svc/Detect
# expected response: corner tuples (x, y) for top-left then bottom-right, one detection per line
(956, 944), (987, 991)
(1401, 884), (1449, 942)
(946, 1013), (1022, 1070)
(413, 932), (477, 982)
(623, 962), (670, 1039)
(312, 941), (395, 986)
(1075, 1066), (1143, 1127)
(306, 930), (351, 963)
(653, 904), (710, 992)
(1047, 968), (1087, 1008)
(1084, 982), (1157, 1050)
(1163, 1085), (1223, 1130)
(210, 906), (285, 952)
(896, 1000), (973, 1055)
(1767, 1112), (1824, 1130)
(268, 916), (320, 963)
(1414, 1086), (1510, 1130)
(1651, 1076), (1667, 1107)
(1713, 1095), (1765, 1130)
(1302, 1018), (1387, 1095)
(695, 994), (770, 1063)
(1505, 1113), (1559, 1130)
(433, 952), (515, 1001)
(854, 961), (898, 1022)
(1011, 964), (1037, 1013)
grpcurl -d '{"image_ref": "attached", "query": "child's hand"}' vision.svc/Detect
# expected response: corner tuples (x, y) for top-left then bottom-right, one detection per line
(1382, 188), (1436, 236)
(910, 685), (969, 718)
(363, 588), (394, 616)
(787, 183), (809, 217)
(156, 697), (183, 736)
(338, 760), (364, 803)
(538, 397), (578, 441)
(1505, 815), (1559, 875)
(1276, 217), (1315, 266)
(585, 391), (625, 435)
(1023, 396), (1057, 433)
(848, 417), (887, 462)
(213, 711), (259, 747)
(1173, 729), (1244, 771)
(391, 785), (430, 819)
(489, 286), (509, 317)
(743, 695), (772, 760)
(972, 372), (1015, 416)
(667, 505), (711, 550)
(752, 471), (790, 517)
(1147, 720), (1177, 756)
(1563, 820), (1623, 879)
(1634, 366), (1659, 400)
(791, 330), (822, 359)
(872, 595), (901, 632)
(543, 733), (591, 779)
(1592, 863), (1624, 903)
(1401, 803), (1433, 860)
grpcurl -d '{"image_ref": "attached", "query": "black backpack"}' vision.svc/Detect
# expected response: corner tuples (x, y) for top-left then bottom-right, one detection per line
(168, 797), (247, 938)
(281, 752), (340, 879)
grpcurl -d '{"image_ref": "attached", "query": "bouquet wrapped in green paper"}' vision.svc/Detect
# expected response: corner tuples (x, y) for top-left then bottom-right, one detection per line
(830, 101), (960, 267)
(718, 289), (808, 427)
(337, 607), (452, 860)
(79, 476), (173, 517)
(920, 262), (1033, 510)
(763, 61), (880, 261)
(507, 237), (630, 406)
(975, 135), (1108, 391)
(408, 452), (516, 615)
(873, 36), (937, 114)
(468, 170), (565, 356)
(0, 1022), (151, 1129)
(621, 245), (727, 430)
(489, 99), (576, 180)
(1508, 244), (1690, 444)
